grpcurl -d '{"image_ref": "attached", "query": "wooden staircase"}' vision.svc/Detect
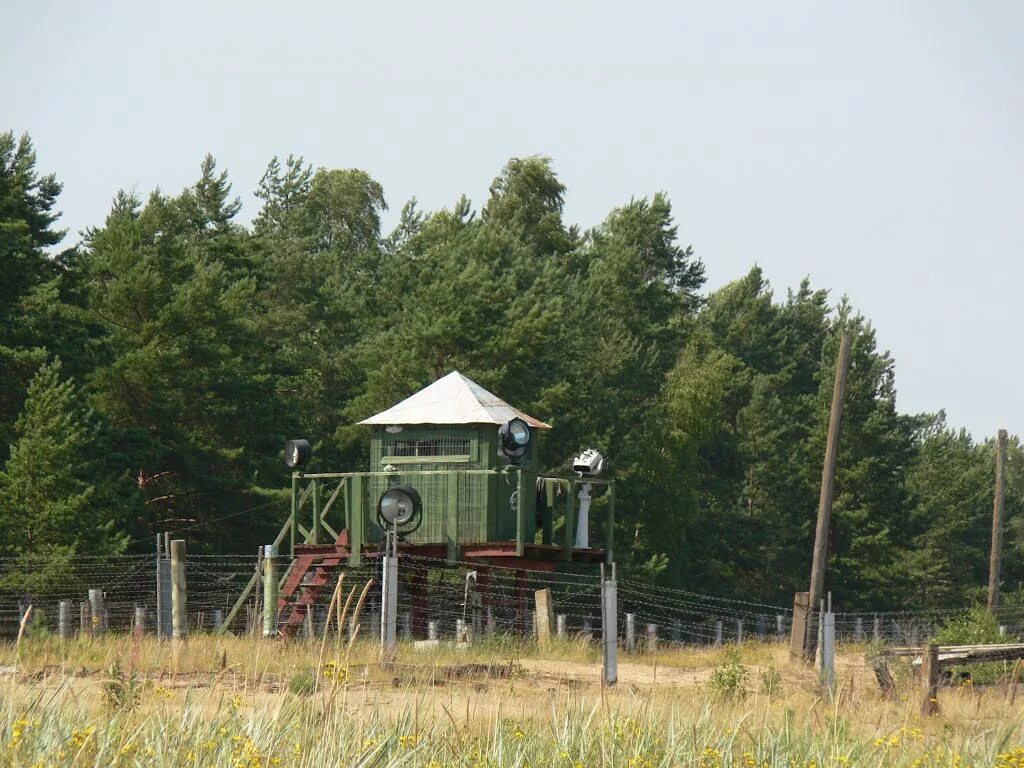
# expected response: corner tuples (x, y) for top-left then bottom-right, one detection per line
(276, 550), (344, 638)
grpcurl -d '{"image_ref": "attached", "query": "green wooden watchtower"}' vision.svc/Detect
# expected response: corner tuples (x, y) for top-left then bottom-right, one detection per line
(359, 371), (549, 546)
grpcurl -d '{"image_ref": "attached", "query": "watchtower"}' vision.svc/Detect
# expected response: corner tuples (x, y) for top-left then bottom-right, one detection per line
(221, 371), (614, 637)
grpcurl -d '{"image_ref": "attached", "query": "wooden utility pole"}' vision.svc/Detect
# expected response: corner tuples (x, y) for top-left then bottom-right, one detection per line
(805, 331), (852, 657)
(988, 429), (1009, 610)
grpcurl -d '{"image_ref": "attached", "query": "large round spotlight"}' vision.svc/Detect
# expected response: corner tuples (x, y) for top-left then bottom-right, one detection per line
(498, 417), (532, 463)
(284, 439), (312, 468)
(377, 485), (423, 531)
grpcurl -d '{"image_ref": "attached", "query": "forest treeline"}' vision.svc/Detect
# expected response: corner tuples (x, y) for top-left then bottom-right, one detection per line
(0, 130), (1020, 610)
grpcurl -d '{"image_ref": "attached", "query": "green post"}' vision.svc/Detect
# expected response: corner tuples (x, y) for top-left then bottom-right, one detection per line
(310, 478), (320, 545)
(446, 474), (459, 564)
(289, 474), (298, 558)
(262, 545), (278, 637)
(563, 479), (575, 561)
(606, 481), (615, 565)
(349, 474), (364, 566)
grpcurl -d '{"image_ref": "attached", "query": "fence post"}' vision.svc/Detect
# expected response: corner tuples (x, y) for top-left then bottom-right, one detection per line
(583, 615), (593, 637)
(556, 614), (567, 638)
(736, 619), (744, 644)
(854, 616), (864, 642)
(88, 589), (105, 636)
(170, 539), (188, 641)
(757, 615), (766, 640)
(601, 564), (618, 686)
(535, 589), (554, 646)
(381, 549), (397, 659)
(427, 620), (438, 641)
(134, 606), (146, 637)
(776, 614), (785, 641)
(58, 601), (70, 639)
(401, 611), (412, 640)
(873, 615), (881, 642)
(212, 609), (224, 632)
(79, 601), (90, 636)
(625, 612), (636, 652)
(821, 610), (836, 695)
(715, 620), (723, 647)
(921, 643), (940, 716)
(485, 607), (495, 636)
(262, 544), (278, 637)
(646, 623), (657, 653)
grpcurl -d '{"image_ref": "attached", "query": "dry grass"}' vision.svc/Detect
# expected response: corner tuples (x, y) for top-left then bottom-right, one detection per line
(0, 632), (1022, 766)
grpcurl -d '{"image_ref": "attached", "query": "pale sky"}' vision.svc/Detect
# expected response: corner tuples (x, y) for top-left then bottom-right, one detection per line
(4, 2), (1022, 440)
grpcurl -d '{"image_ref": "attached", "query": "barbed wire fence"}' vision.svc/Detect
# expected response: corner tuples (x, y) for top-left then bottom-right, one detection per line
(1, 549), (1022, 651)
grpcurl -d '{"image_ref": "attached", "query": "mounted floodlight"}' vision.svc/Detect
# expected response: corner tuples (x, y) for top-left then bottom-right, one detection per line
(377, 485), (423, 532)
(498, 417), (532, 463)
(572, 448), (605, 476)
(284, 439), (312, 468)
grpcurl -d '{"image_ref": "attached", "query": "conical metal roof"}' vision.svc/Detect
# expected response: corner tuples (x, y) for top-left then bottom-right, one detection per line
(358, 371), (551, 428)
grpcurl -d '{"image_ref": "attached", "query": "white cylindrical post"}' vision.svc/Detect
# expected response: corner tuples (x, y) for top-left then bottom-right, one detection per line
(427, 621), (438, 641)
(401, 611), (412, 641)
(575, 483), (592, 548)
(212, 609), (224, 632)
(854, 617), (864, 642)
(556, 614), (566, 638)
(625, 612), (636, 652)
(263, 544), (278, 637)
(646, 623), (657, 653)
(583, 615), (593, 637)
(486, 607), (495, 635)
(873, 615), (881, 642)
(714, 620), (723, 647)
(736, 619), (744, 644)
(776, 614), (785, 641)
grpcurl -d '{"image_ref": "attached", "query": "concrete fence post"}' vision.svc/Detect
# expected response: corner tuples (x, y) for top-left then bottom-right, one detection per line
(134, 606), (146, 637)
(873, 615), (881, 642)
(601, 567), (618, 686)
(646, 623), (657, 653)
(556, 614), (567, 638)
(736, 619), (744, 644)
(211, 609), (223, 632)
(625, 612), (636, 652)
(776, 614), (785, 641)
(88, 589), (105, 636)
(401, 611), (412, 640)
(583, 615), (593, 637)
(262, 544), (278, 637)
(79, 601), (90, 636)
(58, 601), (70, 639)
(757, 614), (767, 640)
(714, 620), (723, 647)
(427, 621), (438, 641)
(170, 539), (188, 641)
(854, 617), (864, 642)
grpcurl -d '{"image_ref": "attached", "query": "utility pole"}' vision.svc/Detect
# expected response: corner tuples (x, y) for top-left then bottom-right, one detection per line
(805, 331), (852, 657)
(988, 429), (1009, 610)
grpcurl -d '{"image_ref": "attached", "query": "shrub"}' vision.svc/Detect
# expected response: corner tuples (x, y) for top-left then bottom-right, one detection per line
(760, 665), (781, 697)
(708, 647), (749, 701)
(934, 606), (1015, 685)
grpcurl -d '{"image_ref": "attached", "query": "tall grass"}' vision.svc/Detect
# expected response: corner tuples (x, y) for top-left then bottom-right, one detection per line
(1, 634), (1022, 767)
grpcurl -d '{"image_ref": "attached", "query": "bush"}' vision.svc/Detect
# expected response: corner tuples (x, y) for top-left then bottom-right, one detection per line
(289, 668), (316, 696)
(934, 606), (1015, 685)
(708, 647), (749, 701)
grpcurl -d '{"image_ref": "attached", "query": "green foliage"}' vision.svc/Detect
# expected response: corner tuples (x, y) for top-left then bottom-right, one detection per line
(708, 647), (749, 701)
(101, 658), (143, 711)
(933, 607), (1014, 685)
(0, 130), (1020, 615)
(760, 665), (782, 697)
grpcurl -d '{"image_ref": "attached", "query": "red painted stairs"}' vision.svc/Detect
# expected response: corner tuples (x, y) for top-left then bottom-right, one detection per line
(276, 551), (344, 638)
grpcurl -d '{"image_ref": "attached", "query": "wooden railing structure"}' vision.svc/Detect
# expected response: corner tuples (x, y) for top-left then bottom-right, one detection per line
(218, 468), (614, 634)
